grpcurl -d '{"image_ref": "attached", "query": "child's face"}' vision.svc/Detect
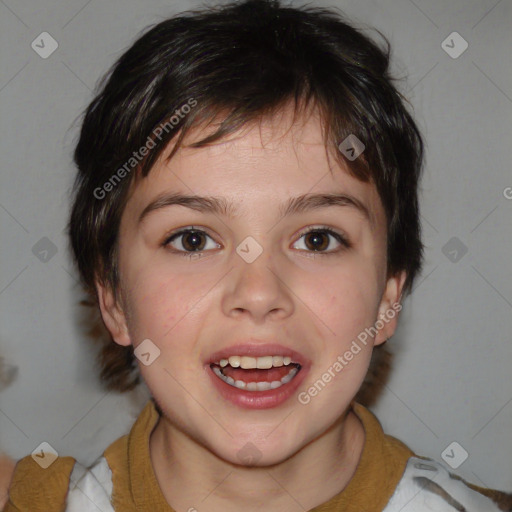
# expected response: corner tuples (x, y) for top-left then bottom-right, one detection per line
(98, 105), (404, 466)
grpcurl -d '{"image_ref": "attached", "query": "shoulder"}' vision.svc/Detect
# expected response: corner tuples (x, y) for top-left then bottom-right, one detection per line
(383, 456), (512, 512)
(4, 453), (116, 512)
(4, 453), (76, 511)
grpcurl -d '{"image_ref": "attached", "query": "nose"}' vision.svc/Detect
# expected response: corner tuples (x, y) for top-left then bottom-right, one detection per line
(221, 245), (295, 323)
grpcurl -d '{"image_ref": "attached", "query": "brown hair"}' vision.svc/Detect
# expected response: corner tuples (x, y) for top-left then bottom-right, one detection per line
(69, 0), (424, 393)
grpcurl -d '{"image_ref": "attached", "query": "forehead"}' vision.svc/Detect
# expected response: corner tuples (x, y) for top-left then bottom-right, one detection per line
(125, 106), (385, 229)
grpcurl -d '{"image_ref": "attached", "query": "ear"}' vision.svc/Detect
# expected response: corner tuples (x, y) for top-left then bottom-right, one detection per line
(374, 271), (407, 346)
(96, 281), (132, 347)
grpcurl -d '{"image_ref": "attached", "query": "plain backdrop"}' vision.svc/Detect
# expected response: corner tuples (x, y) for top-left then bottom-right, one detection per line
(1, 0), (511, 492)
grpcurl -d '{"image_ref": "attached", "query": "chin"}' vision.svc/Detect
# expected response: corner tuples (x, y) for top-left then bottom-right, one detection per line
(202, 426), (304, 468)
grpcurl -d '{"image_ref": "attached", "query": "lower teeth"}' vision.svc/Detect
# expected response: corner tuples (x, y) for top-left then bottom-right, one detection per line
(212, 366), (299, 391)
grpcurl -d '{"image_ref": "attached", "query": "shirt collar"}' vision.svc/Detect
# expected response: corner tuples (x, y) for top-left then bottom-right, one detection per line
(127, 399), (413, 511)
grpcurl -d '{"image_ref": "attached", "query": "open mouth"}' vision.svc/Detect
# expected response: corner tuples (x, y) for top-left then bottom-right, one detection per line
(206, 344), (310, 409)
(210, 355), (302, 391)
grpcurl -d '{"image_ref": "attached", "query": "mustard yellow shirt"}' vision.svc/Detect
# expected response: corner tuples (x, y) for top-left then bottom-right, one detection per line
(5, 400), (511, 511)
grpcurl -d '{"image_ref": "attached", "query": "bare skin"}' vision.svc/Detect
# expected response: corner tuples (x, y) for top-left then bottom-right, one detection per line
(149, 401), (365, 511)
(98, 103), (405, 511)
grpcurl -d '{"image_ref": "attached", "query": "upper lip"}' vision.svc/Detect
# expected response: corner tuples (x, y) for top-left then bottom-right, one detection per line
(206, 342), (311, 367)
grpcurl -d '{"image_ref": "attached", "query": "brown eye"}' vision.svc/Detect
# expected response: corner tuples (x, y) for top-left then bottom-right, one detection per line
(180, 230), (206, 251)
(293, 227), (350, 254)
(303, 231), (330, 251)
(163, 228), (219, 254)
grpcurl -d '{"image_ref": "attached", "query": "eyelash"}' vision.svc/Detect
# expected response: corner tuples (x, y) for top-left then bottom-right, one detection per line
(162, 225), (350, 259)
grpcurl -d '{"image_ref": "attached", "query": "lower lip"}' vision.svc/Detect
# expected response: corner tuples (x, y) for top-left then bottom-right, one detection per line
(206, 364), (309, 409)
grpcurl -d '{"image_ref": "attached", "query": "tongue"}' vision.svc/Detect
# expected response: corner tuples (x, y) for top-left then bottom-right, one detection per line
(221, 365), (295, 383)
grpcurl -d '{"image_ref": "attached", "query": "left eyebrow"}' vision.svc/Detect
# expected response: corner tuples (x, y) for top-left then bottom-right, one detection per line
(138, 192), (371, 224)
(279, 193), (370, 221)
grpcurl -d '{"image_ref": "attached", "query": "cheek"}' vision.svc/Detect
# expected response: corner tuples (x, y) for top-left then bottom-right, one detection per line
(298, 268), (380, 413)
(122, 265), (207, 345)
(303, 258), (381, 338)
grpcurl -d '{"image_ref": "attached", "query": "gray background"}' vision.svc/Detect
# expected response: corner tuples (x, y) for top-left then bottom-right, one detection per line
(1, 0), (511, 493)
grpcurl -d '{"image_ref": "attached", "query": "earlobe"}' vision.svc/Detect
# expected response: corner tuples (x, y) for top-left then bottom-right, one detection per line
(374, 271), (407, 346)
(96, 282), (132, 347)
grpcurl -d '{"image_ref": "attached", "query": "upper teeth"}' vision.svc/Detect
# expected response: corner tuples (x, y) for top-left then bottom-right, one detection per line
(216, 355), (293, 369)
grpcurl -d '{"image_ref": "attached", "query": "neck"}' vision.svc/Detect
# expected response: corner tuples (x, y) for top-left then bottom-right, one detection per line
(149, 406), (365, 512)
